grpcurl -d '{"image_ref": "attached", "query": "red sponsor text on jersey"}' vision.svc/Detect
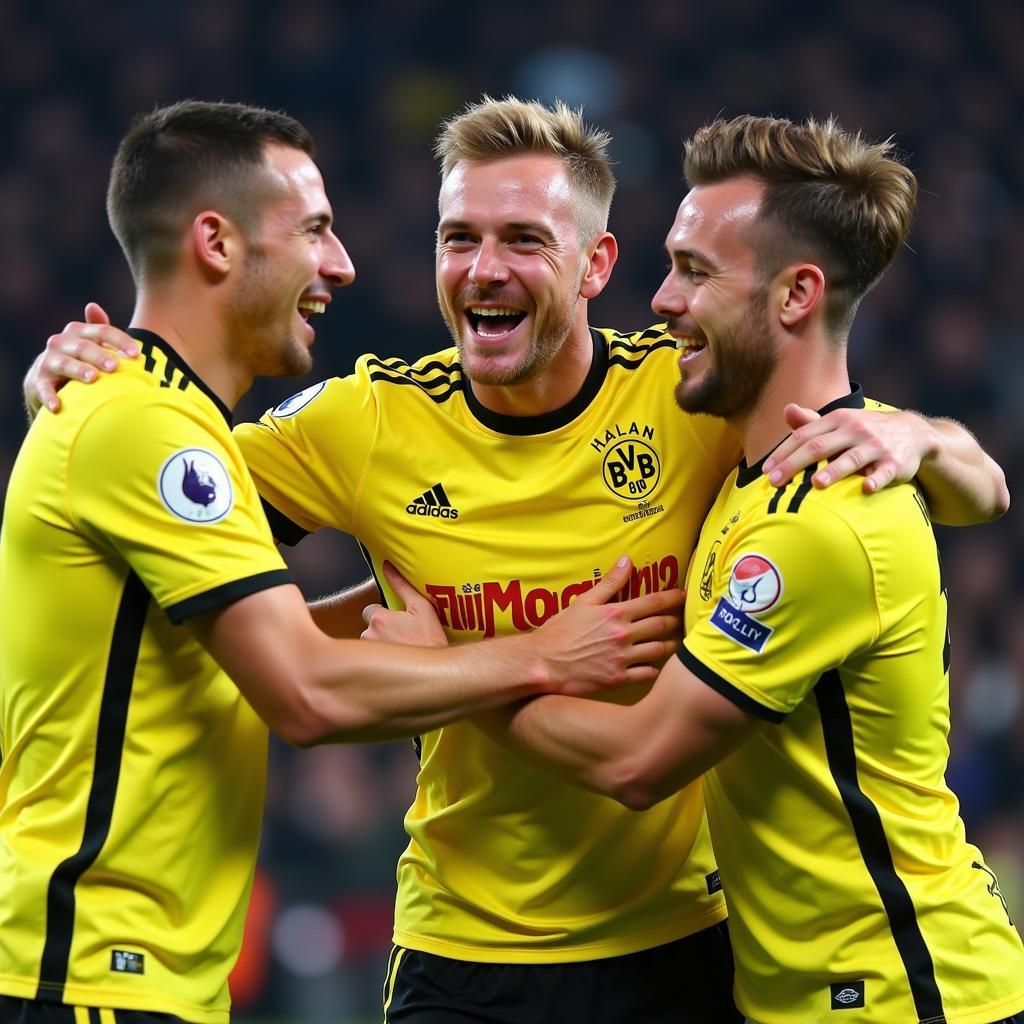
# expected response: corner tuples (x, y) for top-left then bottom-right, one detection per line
(425, 555), (680, 637)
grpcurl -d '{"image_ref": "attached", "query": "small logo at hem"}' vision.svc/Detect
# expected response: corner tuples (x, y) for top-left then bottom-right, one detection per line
(830, 981), (864, 1009)
(705, 869), (723, 895)
(111, 950), (145, 974)
(406, 483), (459, 520)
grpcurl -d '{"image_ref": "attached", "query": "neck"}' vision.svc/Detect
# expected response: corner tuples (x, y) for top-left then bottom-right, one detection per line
(130, 286), (252, 410)
(469, 311), (595, 418)
(731, 341), (851, 465)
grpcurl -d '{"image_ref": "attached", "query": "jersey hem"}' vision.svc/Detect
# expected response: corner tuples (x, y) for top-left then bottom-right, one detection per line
(165, 568), (294, 623)
(392, 901), (728, 964)
(943, 989), (1024, 1024)
(0, 975), (228, 1024)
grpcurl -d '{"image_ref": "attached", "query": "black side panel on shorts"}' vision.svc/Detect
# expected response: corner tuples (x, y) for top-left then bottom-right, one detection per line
(815, 668), (946, 1024)
(36, 572), (150, 1002)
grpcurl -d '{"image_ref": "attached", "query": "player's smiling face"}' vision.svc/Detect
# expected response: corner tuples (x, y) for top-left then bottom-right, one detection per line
(652, 177), (779, 419)
(435, 154), (589, 387)
(227, 143), (355, 379)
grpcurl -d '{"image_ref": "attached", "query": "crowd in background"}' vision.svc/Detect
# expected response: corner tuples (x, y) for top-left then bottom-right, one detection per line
(3, 0), (1022, 1019)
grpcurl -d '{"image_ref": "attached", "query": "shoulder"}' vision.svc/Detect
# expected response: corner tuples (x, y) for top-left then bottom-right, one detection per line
(594, 323), (679, 369)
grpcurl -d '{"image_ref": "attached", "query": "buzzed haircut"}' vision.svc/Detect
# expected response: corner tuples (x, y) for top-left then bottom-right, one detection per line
(435, 95), (616, 243)
(107, 99), (314, 282)
(684, 115), (918, 335)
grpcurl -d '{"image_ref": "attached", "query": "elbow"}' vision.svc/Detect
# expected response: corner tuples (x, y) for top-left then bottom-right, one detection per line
(601, 755), (678, 812)
(993, 477), (1011, 521)
(270, 684), (361, 749)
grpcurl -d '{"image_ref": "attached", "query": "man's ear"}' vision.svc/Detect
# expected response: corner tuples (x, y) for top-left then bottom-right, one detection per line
(191, 211), (241, 279)
(776, 263), (826, 327)
(580, 232), (618, 300)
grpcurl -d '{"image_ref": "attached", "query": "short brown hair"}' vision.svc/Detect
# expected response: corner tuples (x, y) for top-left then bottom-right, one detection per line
(684, 115), (918, 333)
(434, 95), (616, 242)
(107, 100), (314, 282)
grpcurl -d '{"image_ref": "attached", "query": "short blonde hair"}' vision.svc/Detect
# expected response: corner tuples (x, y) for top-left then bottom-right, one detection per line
(435, 95), (616, 242)
(685, 115), (918, 333)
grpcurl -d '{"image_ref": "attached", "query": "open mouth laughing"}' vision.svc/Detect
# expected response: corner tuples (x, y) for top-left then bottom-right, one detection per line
(464, 305), (528, 341)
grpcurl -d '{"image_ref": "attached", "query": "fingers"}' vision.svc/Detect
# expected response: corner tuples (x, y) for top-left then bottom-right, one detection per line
(623, 639), (679, 667)
(381, 560), (427, 609)
(617, 588), (684, 621)
(763, 422), (845, 486)
(578, 557), (632, 605)
(860, 464), (896, 494)
(627, 613), (682, 644)
(84, 302), (111, 326)
(809, 444), (872, 488)
(361, 602), (383, 626)
(782, 403), (819, 430)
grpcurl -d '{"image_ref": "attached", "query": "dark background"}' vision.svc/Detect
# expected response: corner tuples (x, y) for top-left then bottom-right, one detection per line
(2, 1), (1022, 1020)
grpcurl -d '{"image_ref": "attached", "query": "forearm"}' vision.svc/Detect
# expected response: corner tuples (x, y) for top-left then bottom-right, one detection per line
(916, 416), (1009, 525)
(480, 694), (646, 801)
(308, 577), (380, 639)
(302, 631), (550, 744)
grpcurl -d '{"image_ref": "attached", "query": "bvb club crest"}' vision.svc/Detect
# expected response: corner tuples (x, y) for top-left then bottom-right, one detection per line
(601, 438), (662, 500)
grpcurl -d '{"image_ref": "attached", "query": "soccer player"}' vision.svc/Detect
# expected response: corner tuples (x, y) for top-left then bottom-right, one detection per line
(24, 100), (1009, 1024)
(0, 100), (683, 1024)
(422, 114), (1022, 1024)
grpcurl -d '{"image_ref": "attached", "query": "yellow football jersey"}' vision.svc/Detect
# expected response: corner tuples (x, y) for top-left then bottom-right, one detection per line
(0, 330), (291, 1023)
(681, 388), (1024, 1023)
(236, 326), (741, 961)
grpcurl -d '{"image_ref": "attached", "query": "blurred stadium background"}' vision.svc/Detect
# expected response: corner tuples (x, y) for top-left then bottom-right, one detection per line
(2, 0), (1022, 1020)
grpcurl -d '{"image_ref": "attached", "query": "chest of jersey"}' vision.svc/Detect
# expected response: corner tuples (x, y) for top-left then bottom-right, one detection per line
(357, 369), (726, 639)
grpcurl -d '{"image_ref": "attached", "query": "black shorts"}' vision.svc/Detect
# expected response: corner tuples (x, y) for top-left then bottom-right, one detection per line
(0, 996), (186, 1024)
(383, 920), (741, 1024)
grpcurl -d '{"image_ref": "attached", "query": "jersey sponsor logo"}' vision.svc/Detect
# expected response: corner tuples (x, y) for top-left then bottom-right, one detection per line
(591, 422), (663, 502)
(158, 448), (233, 524)
(727, 554), (782, 613)
(711, 554), (783, 653)
(829, 980), (865, 1009)
(406, 483), (459, 520)
(111, 950), (145, 974)
(622, 498), (665, 524)
(424, 555), (680, 637)
(711, 599), (772, 652)
(271, 380), (327, 418)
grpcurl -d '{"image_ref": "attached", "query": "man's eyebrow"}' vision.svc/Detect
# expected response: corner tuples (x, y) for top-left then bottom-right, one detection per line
(667, 246), (716, 267)
(505, 220), (554, 237)
(304, 212), (333, 229)
(437, 218), (554, 238)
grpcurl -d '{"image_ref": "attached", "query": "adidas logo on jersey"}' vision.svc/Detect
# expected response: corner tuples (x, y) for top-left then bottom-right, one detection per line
(406, 483), (460, 519)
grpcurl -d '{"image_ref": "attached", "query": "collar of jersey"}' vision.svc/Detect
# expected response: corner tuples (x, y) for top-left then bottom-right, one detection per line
(128, 327), (233, 425)
(735, 382), (865, 488)
(461, 327), (609, 436)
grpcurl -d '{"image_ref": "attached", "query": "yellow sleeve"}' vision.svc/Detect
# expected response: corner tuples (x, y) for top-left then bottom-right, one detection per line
(67, 393), (290, 623)
(233, 368), (378, 543)
(680, 505), (879, 720)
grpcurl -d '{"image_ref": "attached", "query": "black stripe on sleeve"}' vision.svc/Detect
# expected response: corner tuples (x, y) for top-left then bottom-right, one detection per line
(260, 498), (309, 547)
(766, 484), (789, 514)
(677, 644), (786, 723)
(165, 569), (294, 624)
(36, 573), (150, 1002)
(786, 467), (816, 513)
(814, 669), (946, 1023)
